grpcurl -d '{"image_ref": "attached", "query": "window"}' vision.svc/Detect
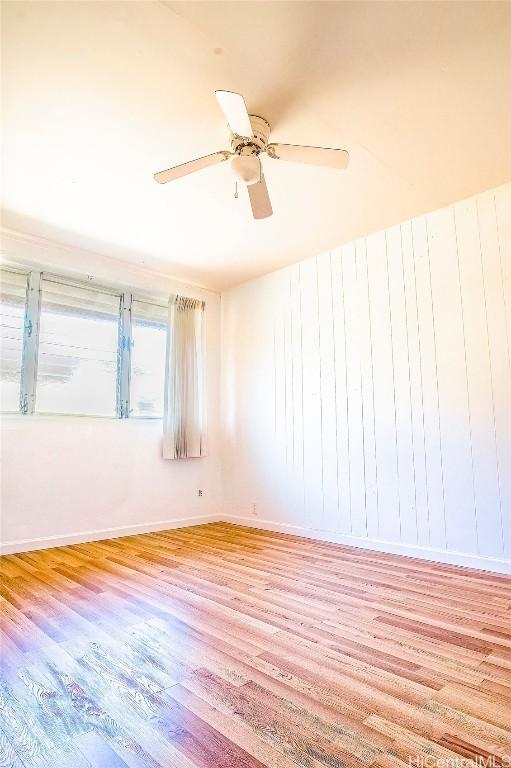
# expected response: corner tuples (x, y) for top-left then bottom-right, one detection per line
(35, 278), (121, 417)
(0, 268), (28, 412)
(0, 267), (180, 420)
(130, 300), (167, 418)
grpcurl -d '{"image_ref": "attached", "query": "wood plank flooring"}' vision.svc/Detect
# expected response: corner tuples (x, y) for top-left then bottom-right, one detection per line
(1, 522), (510, 768)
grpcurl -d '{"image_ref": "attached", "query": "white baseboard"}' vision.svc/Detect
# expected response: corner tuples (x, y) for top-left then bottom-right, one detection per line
(0, 514), (221, 555)
(3, 513), (510, 576)
(223, 515), (511, 576)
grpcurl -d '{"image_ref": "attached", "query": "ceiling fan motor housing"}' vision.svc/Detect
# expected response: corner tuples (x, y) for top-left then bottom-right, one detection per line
(230, 114), (270, 154)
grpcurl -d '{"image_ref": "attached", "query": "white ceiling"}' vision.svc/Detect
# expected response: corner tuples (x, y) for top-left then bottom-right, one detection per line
(2, 1), (510, 291)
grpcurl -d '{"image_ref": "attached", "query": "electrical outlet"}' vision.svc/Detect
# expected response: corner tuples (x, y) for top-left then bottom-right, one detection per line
(198, 489), (203, 497)
(251, 502), (257, 516)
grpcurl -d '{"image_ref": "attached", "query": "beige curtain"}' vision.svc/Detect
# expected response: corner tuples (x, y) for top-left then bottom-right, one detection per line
(163, 295), (206, 459)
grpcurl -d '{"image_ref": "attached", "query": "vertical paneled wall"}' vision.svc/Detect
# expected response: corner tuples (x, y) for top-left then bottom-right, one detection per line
(221, 183), (511, 571)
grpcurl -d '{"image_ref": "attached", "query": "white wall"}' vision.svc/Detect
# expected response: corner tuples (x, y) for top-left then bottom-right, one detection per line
(0, 233), (222, 553)
(221, 183), (511, 574)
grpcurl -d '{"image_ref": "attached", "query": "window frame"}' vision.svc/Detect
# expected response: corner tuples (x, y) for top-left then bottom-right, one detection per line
(129, 297), (168, 420)
(0, 265), (31, 413)
(0, 266), (168, 420)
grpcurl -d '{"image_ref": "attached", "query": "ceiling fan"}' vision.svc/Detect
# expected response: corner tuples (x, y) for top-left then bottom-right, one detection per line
(154, 90), (349, 220)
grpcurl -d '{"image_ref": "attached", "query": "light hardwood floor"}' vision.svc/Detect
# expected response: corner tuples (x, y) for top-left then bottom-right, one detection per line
(0, 522), (510, 767)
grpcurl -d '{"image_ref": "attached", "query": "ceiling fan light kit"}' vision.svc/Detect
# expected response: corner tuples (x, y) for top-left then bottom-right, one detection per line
(154, 90), (349, 219)
(230, 147), (261, 186)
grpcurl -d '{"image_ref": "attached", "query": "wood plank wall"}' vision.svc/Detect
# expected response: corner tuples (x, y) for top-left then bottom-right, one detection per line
(221, 183), (511, 569)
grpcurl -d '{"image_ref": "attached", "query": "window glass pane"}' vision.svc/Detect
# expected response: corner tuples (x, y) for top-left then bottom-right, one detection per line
(130, 299), (167, 418)
(0, 268), (28, 412)
(36, 278), (120, 416)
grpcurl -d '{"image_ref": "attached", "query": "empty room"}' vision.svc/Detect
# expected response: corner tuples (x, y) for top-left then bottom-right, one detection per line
(1, 1), (510, 766)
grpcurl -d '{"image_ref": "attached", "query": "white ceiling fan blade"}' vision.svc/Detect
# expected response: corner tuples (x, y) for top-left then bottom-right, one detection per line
(215, 90), (253, 138)
(154, 151), (231, 184)
(267, 143), (349, 170)
(248, 175), (273, 220)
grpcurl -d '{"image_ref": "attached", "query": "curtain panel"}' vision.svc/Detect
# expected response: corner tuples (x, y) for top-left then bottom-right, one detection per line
(163, 294), (206, 459)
